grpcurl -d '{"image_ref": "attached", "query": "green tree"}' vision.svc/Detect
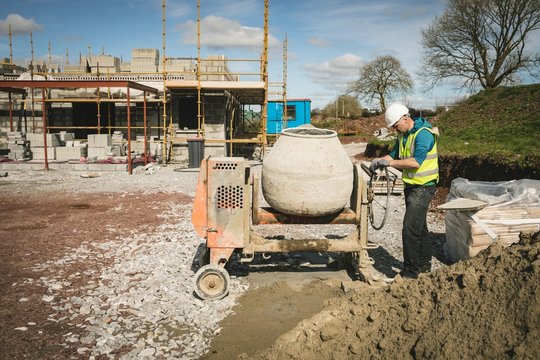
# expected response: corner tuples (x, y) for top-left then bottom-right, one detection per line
(348, 55), (413, 111)
(419, 0), (540, 90)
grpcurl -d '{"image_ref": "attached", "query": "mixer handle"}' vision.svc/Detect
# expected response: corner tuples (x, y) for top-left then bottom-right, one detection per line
(360, 163), (374, 176)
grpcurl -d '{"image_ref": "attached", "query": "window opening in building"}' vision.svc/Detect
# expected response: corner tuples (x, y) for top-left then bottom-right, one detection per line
(286, 105), (296, 120)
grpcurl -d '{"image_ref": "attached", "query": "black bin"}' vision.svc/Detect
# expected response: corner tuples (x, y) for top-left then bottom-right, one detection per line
(187, 137), (205, 168)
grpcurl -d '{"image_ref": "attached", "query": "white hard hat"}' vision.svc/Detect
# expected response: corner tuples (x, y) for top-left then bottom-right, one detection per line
(385, 103), (409, 127)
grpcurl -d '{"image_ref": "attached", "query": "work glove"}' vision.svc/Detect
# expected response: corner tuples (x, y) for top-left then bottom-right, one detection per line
(370, 159), (390, 173)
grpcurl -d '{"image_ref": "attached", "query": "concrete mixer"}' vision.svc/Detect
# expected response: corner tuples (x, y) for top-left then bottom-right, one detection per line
(191, 155), (389, 300)
(190, 123), (399, 300)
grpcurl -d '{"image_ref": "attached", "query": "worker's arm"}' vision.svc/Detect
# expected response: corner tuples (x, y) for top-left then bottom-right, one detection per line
(386, 156), (420, 170)
(371, 154), (418, 171)
(381, 129), (434, 170)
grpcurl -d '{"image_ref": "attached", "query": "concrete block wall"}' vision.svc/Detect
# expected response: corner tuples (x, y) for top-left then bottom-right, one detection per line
(203, 95), (225, 126)
(87, 147), (107, 159)
(131, 141), (161, 156)
(63, 65), (86, 73)
(159, 59), (195, 73)
(203, 95), (226, 155)
(87, 134), (120, 160)
(56, 145), (87, 161)
(58, 132), (75, 144)
(0, 106), (25, 134)
(49, 105), (73, 129)
(27, 133), (61, 147)
(88, 134), (112, 148)
(131, 48), (159, 73)
(204, 143), (226, 157)
(89, 55), (120, 68)
(113, 104), (161, 139)
(130, 64), (158, 73)
(120, 62), (131, 72)
(32, 147), (56, 160)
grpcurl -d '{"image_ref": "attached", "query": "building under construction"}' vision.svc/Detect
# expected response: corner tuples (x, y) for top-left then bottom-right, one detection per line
(0, 0), (295, 172)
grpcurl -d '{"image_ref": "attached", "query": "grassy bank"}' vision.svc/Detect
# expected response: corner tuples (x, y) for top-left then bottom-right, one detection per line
(365, 84), (540, 169)
(434, 84), (540, 167)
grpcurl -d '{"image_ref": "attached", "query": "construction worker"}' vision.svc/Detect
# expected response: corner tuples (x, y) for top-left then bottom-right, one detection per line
(370, 103), (439, 278)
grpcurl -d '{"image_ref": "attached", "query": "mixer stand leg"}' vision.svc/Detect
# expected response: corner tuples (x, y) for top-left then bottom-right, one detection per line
(340, 250), (384, 285)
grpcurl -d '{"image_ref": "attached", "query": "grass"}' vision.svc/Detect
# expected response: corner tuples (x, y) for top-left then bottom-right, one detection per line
(364, 84), (540, 167)
(434, 84), (540, 167)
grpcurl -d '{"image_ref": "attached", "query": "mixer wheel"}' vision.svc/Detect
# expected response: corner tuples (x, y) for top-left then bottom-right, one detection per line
(197, 245), (210, 268)
(194, 265), (230, 300)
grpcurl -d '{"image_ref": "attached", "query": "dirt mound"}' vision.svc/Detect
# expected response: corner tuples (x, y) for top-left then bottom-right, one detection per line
(337, 115), (387, 144)
(254, 232), (540, 360)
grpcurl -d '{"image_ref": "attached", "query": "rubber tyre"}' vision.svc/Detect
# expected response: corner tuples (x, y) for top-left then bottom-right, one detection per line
(194, 264), (230, 300)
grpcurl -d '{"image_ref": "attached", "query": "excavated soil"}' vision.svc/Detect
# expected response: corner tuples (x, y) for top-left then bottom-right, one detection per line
(254, 232), (540, 360)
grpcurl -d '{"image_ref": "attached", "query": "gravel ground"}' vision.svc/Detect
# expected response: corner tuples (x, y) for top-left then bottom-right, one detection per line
(1, 152), (447, 358)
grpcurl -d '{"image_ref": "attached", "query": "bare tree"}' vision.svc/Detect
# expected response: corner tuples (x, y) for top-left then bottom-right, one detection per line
(419, 0), (540, 90)
(348, 55), (413, 111)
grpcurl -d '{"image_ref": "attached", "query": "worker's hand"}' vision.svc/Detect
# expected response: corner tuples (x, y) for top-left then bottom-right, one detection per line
(370, 159), (390, 173)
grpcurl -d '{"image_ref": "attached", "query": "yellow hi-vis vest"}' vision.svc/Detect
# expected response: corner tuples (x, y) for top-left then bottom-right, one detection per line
(398, 127), (439, 186)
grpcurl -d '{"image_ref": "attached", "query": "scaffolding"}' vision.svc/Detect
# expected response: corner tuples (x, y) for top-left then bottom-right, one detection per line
(0, 0), (286, 169)
(0, 80), (159, 174)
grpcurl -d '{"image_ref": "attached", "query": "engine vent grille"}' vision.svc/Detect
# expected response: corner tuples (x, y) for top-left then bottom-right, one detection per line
(216, 185), (243, 209)
(213, 162), (238, 170)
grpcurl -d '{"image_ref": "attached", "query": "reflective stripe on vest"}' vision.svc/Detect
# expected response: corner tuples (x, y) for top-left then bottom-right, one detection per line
(398, 127), (439, 185)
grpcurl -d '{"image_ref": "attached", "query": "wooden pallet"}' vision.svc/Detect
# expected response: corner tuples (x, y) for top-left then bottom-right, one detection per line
(442, 200), (540, 261)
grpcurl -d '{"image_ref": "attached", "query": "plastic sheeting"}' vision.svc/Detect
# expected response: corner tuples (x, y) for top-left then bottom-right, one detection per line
(447, 178), (540, 207)
(443, 178), (540, 262)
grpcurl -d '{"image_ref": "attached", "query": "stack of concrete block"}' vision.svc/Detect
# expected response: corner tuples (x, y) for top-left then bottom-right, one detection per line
(131, 136), (161, 156)
(158, 58), (195, 76)
(88, 54), (121, 74)
(57, 139), (88, 161)
(112, 131), (124, 144)
(131, 48), (159, 73)
(87, 134), (112, 160)
(111, 131), (126, 156)
(58, 131), (75, 145)
(87, 134), (125, 159)
(27, 133), (60, 160)
(106, 145), (124, 157)
(7, 132), (32, 161)
(201, 55), (236, 81)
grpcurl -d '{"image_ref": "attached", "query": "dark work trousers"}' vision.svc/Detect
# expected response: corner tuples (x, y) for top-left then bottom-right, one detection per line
(402, 185), (436, 275)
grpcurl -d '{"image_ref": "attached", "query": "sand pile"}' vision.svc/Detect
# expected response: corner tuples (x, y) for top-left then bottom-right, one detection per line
(254, 232), (540, 360)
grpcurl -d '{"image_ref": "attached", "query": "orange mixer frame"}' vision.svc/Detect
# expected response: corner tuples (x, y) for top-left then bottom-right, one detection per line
(191, 156), (375, 300)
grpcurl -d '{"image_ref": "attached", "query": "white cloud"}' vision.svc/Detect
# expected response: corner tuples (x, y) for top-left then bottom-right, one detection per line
(167, 1), (191, 18)
(178, 15), (279, 50)
(308, 37), (329, 48)
(304, 53), (364, 92)
(0, 14), (42, 34)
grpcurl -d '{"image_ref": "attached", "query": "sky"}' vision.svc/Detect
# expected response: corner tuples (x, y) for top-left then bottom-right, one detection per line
(1, 0), (539, 110)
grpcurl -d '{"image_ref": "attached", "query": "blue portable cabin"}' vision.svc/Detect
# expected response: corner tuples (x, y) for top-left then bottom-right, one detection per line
(267, 99), (311, 134)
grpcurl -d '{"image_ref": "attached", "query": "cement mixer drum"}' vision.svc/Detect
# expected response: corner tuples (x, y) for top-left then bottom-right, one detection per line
(262, 126), (353, 217)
